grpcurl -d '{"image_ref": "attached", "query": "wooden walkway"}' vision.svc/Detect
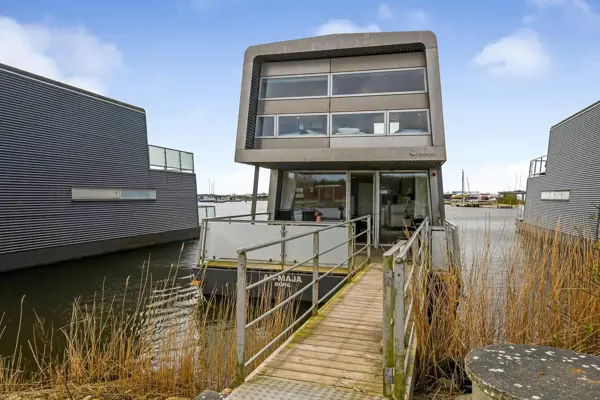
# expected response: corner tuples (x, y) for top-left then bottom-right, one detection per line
(228, 264), (385, 400)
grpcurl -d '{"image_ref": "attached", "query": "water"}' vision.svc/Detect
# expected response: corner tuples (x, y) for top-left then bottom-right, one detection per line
(0, 201), (514, 359)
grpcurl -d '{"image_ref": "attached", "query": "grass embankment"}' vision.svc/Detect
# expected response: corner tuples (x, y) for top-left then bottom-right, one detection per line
(414, 224), (600, 396)
(0, 257), (298, 399)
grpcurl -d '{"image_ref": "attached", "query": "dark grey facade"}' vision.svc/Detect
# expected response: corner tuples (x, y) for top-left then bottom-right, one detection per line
(0, 63), (199, 272)
(523, 101), (600, 240)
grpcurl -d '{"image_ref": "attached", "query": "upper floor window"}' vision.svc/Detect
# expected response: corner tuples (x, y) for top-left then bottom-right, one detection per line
(256, 116), (275, 137)
(389, 110), (430, 135)
(278, 114), (328, 137)
(259, 75), (329, 99)
(331, 112), (385, 135)
(331, 68), (426, 96)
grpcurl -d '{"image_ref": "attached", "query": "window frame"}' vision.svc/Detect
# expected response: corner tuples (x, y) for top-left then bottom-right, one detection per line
(386, 108), (431, 136)
(330, 67), (428, 98)
(71, 188), (157, 202)
(541, 190), (570, 201)
(330, 110), (387, 137)
(255, 115), (277, 138)
(258, 73), (330, 100)
(255, 113), (330, 139)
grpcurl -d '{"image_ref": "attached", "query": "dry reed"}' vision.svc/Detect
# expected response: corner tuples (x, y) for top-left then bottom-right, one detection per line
(0, 249), (299, 399)
(414, 224), (600, 395)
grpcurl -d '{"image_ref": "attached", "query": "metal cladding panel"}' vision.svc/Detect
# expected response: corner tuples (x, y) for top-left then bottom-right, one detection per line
(523, 102), (600, 240)
(0, 66), (199, 257)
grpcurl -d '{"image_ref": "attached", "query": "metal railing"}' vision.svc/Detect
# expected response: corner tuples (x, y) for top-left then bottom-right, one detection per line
(529, 155), (547, 177)
(148, 144), (194, 173)
(235, 215), (372, 384)
(382, 218), (429, 398)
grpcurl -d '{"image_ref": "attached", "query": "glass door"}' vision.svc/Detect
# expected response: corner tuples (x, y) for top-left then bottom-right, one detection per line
(349, 172), (375, 244)
(378, 172), (430, 245)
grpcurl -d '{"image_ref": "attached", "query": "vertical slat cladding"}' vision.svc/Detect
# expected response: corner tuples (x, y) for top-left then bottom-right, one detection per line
(0, 67), (199, 256)
(523, 104), (600, 239)
(245, 61), (261, 149)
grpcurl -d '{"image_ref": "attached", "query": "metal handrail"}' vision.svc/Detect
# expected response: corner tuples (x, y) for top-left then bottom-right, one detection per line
(382, 218), (429, 398)
(235, 215), (372, 384)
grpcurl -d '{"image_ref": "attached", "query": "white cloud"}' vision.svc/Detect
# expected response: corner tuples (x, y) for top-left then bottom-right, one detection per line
(0, 16), (122, 94)
(314, 19), (381, 36)
(378, 3), (394, 20)
(404, 9), (432, 29)
(528, 0), (600, 24)
(472, 29), (550, 79)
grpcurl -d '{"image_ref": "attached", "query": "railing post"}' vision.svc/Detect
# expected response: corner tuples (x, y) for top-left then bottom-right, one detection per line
(394, 256), (406, 399)
(280, 223), (286, 268)
(367, 215), (372, 261)
(236, 251), (247, 385)
(348, 222), (354, 278)
(312, 232), (319, 317)
(383, 252), (394, 397)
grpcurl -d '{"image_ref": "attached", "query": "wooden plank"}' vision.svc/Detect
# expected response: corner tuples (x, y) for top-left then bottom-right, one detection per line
(297, 332), (381, 347)
(260, 367), (383, 394)
(265, 361), (382, 384)
(301, 325), (382, 340)
(315, 320), (381, 333)
(300, 327), (382, 343)
(275, 354), (382, 375)
(289, 343), (381, 360)
(277, 347), (381, 367)
(296, 338), (381, 354)
(313, 315), (382, 325)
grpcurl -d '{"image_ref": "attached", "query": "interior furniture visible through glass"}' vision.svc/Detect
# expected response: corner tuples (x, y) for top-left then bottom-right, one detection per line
(379, 172), (430, 244)
(278, 115), (328, 136)
(331, 113), (385, 135)
(278, 172), (346, 221)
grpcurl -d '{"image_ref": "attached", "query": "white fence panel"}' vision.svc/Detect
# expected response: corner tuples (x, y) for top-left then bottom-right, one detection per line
(285, 224), (348, 266)
(204, 222), (282, 262)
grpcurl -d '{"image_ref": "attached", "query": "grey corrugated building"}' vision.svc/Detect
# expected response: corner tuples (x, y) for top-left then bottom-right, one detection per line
(0, 63), (199, 272)
(235, 31), (447, 246)
(523, 101), (600, 240)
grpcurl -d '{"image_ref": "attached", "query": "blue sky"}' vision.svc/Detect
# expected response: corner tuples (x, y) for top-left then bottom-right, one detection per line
(1, 0), (599, 194)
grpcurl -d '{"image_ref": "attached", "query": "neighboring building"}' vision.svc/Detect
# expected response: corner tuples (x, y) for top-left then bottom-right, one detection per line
(0, 63), (199, 272)
(235, 31), (446, 245)
(523, 101), (600, 240)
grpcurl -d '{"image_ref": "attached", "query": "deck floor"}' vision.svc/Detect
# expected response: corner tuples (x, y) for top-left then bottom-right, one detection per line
(228, 264), (385, 400)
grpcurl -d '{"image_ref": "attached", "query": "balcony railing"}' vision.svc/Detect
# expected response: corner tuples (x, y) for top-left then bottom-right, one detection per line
(529, 155), (547, 178)
(149, 145), (194, 173)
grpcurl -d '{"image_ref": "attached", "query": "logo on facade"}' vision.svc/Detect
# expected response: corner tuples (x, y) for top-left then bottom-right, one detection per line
(409, 150), (437, 159)
(263, 274), (303, 288)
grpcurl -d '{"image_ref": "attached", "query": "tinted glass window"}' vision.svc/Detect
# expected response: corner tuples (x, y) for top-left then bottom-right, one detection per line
(332, 69), (426, 96)
(279, 173), (347, 221)
(389, 110), (429, 134)
(331, 113), (385, 135)
(256, 116), (275, 137)
(260, 75), (328, 99)
(278, 115), (328, 136)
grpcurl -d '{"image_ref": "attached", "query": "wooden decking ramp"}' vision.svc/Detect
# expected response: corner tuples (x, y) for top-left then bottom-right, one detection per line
(228, 264), (385, 400)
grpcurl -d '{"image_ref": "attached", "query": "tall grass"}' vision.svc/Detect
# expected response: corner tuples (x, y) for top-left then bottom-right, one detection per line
(0, 255), (299, 399)
(414, 224), (600, 394)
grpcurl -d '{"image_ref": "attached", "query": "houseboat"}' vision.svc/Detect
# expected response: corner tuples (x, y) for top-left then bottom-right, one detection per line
(0, 63), (199, 272)
(197, 30), (451, 299)
(522, 101), (600, 240)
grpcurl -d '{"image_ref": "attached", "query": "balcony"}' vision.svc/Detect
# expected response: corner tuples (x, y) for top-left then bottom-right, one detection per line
(529, 155), (547, 178)
(149, 145), (194, 173)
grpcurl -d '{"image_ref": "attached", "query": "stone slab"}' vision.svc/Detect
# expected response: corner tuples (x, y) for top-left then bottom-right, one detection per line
(465, 344), (600, 400)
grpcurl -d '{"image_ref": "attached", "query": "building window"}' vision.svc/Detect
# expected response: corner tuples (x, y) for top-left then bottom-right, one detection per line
(260, 75), (329, 99)
(278, 114), (328, 137)
(72, 188), (156, 201)
(278, 172), (346, 221)
(256, 116), (275, 137)
(388, 110), (430, 134)
(331, 68), (426, 96)
(331, 112), (385, 135)
(541, 191), (570, 201)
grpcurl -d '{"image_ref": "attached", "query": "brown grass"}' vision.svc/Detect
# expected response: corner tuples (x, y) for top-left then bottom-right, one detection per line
(414, 224), (600, 395)
(0, 252), (299, 399)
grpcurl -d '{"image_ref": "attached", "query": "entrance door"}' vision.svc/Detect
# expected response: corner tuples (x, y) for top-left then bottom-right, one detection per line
(349, 172), (375, 244)
(378, 172), (430, 245)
